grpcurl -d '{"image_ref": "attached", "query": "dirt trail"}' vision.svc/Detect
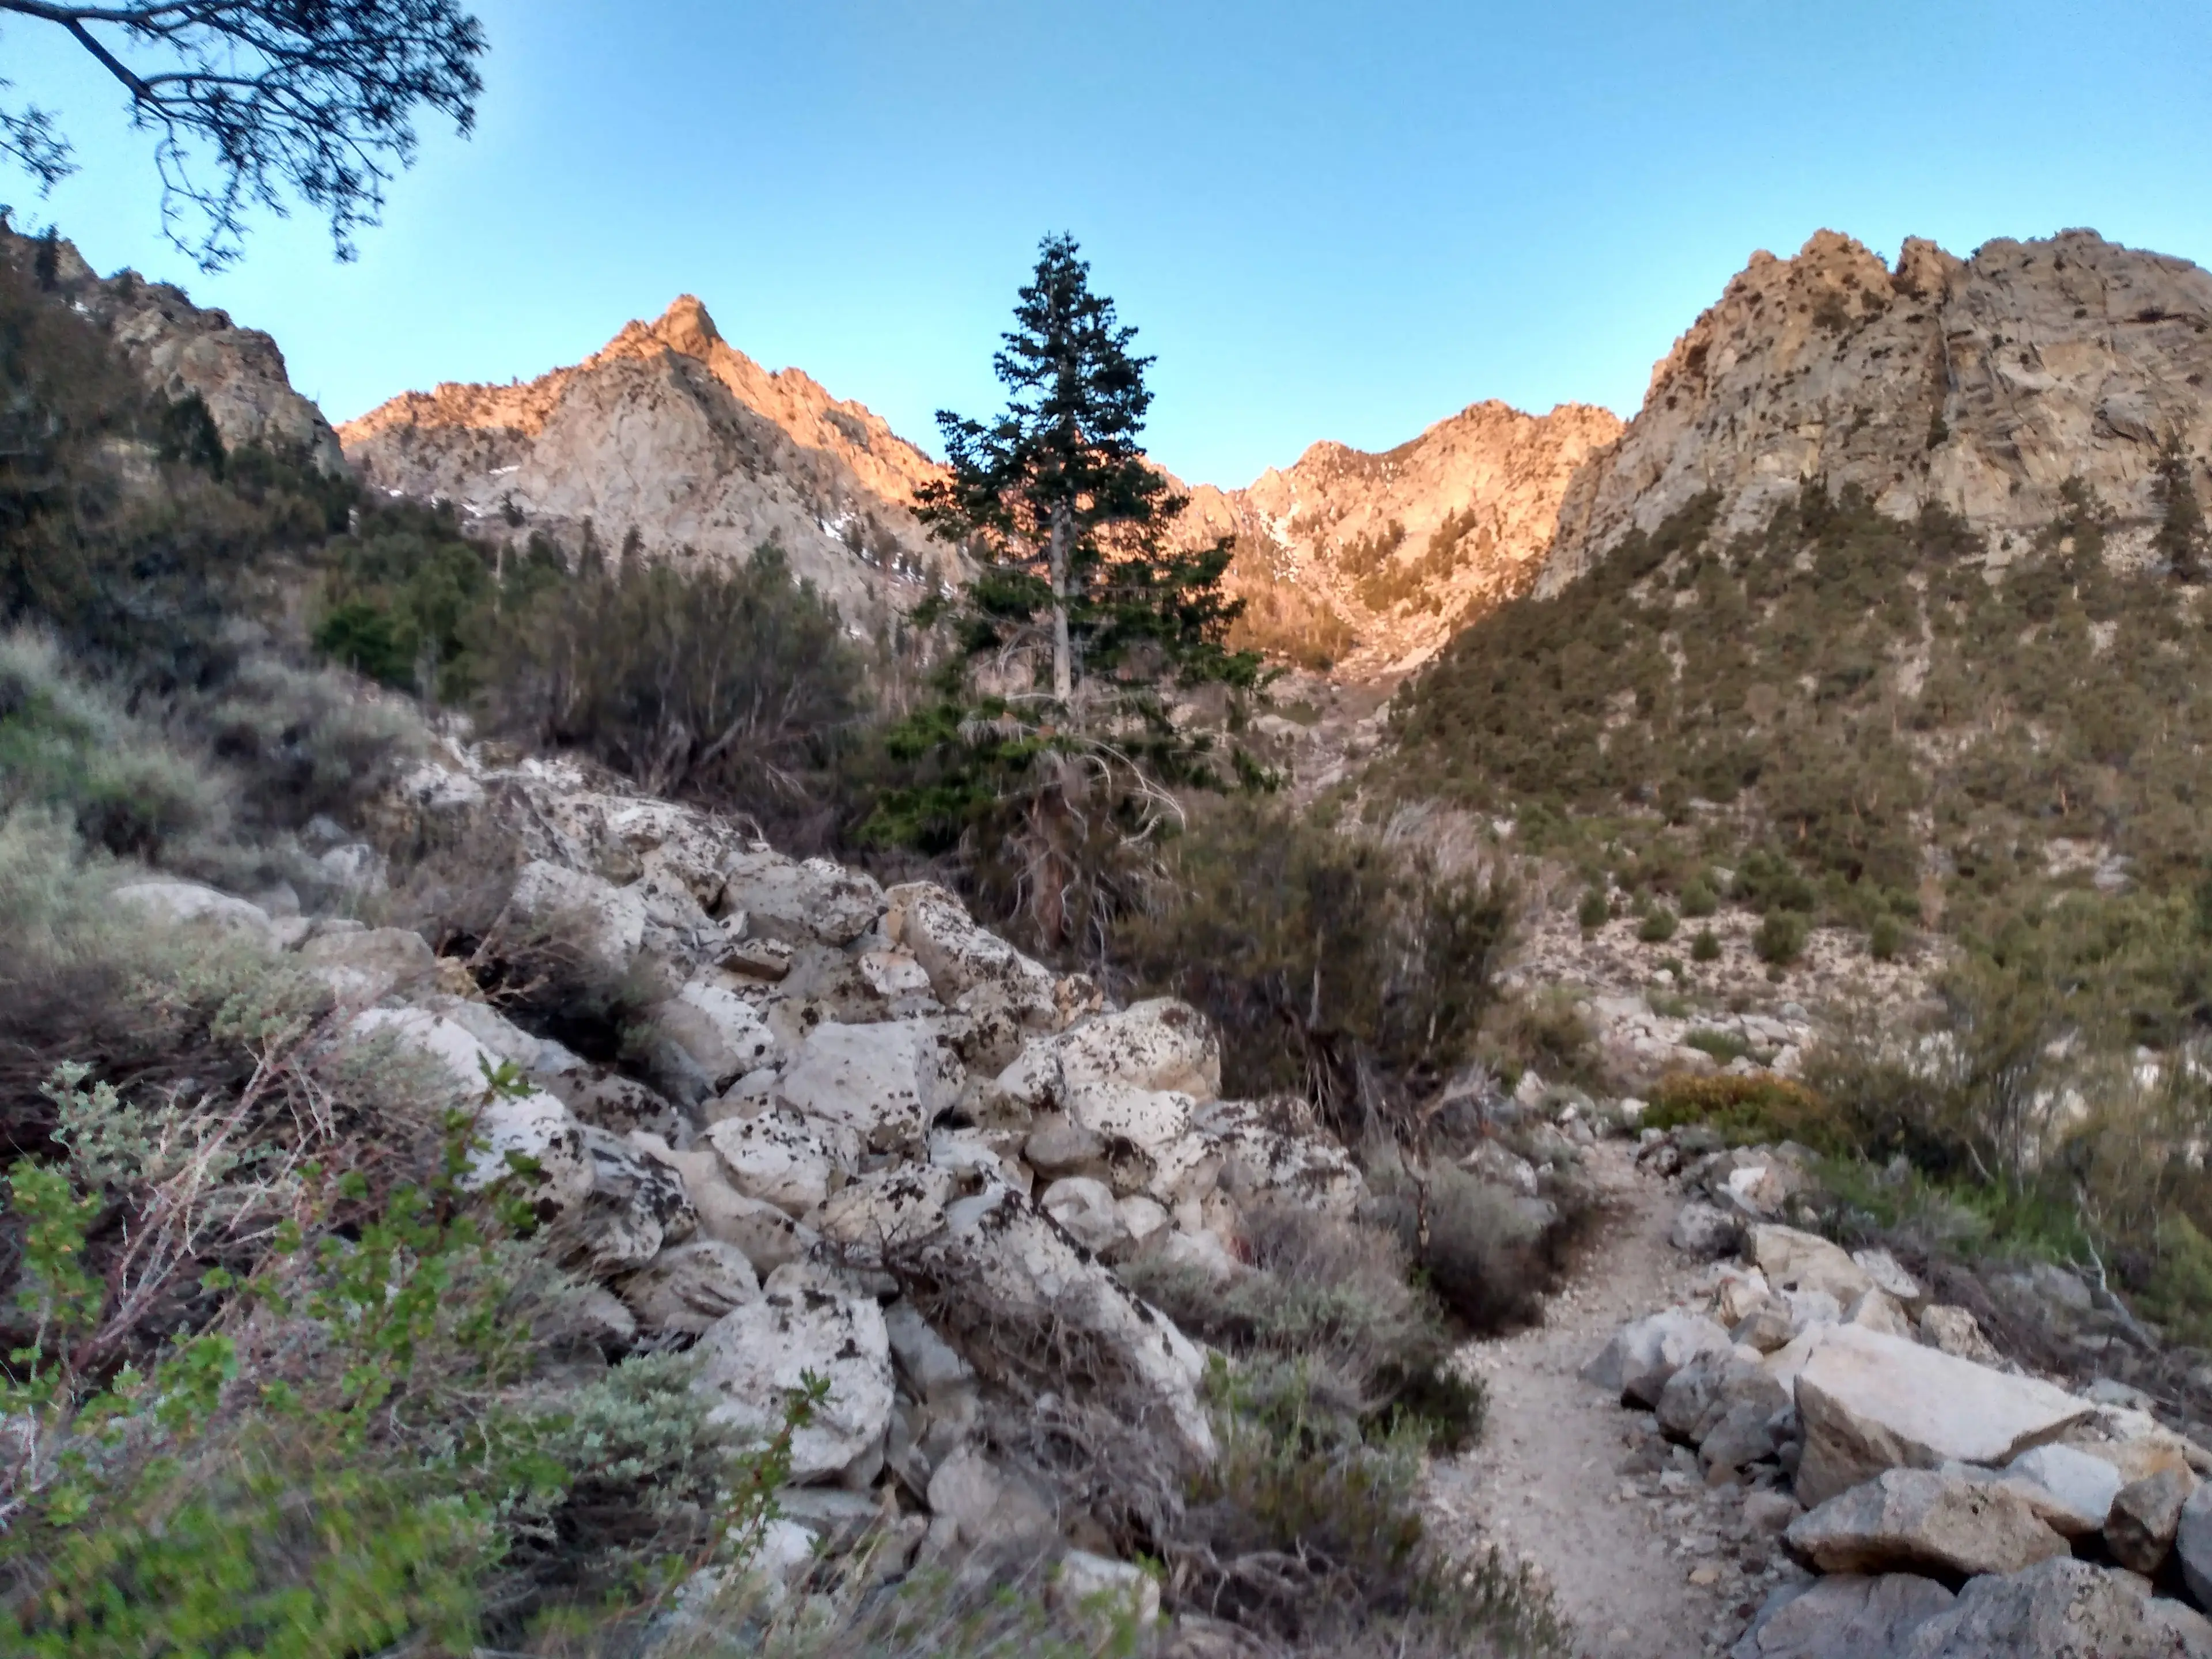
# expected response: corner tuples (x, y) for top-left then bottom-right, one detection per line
(1426, 1140), (1783, 1659)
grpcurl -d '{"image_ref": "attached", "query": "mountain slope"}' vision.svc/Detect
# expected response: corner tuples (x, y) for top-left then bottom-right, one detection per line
(1185, 399), (1622, 676)
(339, 297), (960, 623)
(1543, 228), (2212, 593)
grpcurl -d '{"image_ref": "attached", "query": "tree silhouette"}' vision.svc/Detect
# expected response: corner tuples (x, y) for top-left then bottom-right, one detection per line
(0, 0), (485, 269)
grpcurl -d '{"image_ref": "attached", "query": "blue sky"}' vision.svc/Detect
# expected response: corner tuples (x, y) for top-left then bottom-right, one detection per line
(8, 0), (2211, 484)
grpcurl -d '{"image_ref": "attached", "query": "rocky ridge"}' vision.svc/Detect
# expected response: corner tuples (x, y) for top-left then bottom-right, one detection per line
(1183, 399), (1622, 676)
(339, 296), (961, 624)
(1543, 228), (2212, 591)
(7, 229), (345, 471)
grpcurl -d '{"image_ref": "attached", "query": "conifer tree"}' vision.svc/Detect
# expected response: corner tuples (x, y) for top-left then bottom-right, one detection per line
(870, 234), (1262, 951)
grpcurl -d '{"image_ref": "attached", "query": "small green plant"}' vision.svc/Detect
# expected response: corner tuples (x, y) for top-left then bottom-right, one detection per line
(1637, 905), (1678, 944)
(1680, 880), (1719, 919)
(1683, 1028), (1751, 1065)
(1577, 888), (1610, 931)
(1869, 913), (1905, 962)
(1753, 910), (1809, 965)
(1691, 927), (1722, 963)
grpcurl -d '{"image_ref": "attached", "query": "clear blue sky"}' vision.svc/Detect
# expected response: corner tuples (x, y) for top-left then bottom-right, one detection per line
(8, 0), (2211, 486)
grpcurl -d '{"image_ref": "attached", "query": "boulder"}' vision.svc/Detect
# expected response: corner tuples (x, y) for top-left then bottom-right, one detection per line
(1790, 1324), (2093, 1505)
(923, 1444), (1056, 1550)
(1852, 1248), (1927, 1311)
(1732, 1573), (1956, 1659)
(619, 1240), (759, 1335)
(813, 1164), (954, 1268)
(883, 882), (1059, 1025)
(1919, 1304), (2002, 1365)
(1072, 1084), (1196, 1155)
(1042, 1176), (1131, 1258)
(2177, 1479), (2212, 1609)
(298, 926), (438, 999)
(1119, 1195), (1172, 1255)
(776, 1020), (960, 1153)
(906, 1184), (1214, 1461)
(1200, 1099), (1363, 1217)
(1892, 1556), (2212, 1658)
(2006, 1442), (2125, 1533)
(1582, 1310), (1736, 1408)
(2107, 1467), (2197, 1574)
(1025, 1113), (1109, 1180)
(349, 1008), (590, 1209)
(558, 1124), (696, 1273)
(704, 1109), (855, 1217)
(631, 1134), (816, 1272)
(113, 880), (276, 947)
(1844, 1287), (1917, 1341)
(883, 1299), (975, 1408)
(1672, 1200), (1743, 1259)
(1052, 1550), (1162, 1626)
(1785, 1468), (2071, 1578)
(1462, 1140), (1540, 1198)
(1056, 999), (1220, 1107)
(648, 980), (779, 1093)
(692, 1262), (895, 1483)
(719, 850), (883, 945)
(1751, 1224), (1876, 1304)
(1733, 1299), (1801, 1354)
(509, 859), (646, 974)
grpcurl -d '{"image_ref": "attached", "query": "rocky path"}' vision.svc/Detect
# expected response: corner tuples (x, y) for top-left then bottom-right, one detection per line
(1426, 1141), (1783, 1658)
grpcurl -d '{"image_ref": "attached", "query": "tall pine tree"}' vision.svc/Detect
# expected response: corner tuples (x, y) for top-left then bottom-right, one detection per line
(869, 234), (1262, 952)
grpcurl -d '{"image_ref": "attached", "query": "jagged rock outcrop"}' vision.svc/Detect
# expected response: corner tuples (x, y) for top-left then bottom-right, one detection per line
(339, 296), (961, 623)
(0, 227), (345, 471)
(1181, 399), (1622, 675)
(1544, 228), (2212, 590)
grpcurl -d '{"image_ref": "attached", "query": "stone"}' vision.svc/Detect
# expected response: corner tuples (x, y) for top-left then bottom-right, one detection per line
(1071, 1084), (1196, 1156)
(1119, 1195), (1172, 1255)
(857, 946), (935, 1002)
(1733, 1574), (1956, 1659)
(1892, 1556), (2212, 1658)
(2177, 1479), (2212, 1609)
(1743, 1491), (1804, 1535)
(692, 1262), (894, 1483)
(882, 1299), (974, 1407)
(647, 980), (779, 1093)
(114, 880), (276, 947)
(704, 1108), (855, 1217)
(349, 1008), (592, 1209)
(2006, 1443), (2126, 1533)
(1785, 1468), (2070, 1578)
(1671, 1200), (1743, 1259)
(1052, 1550), (1161, 1626)
(509, 859), (646, 975)
(1851, 1248), (1926, 1310)
(2108, 1467), (2197, 1574)
(1734, 1299), (1800, 1354)
(618, 1240), (759, 1335)
(1790, 1324), (2092, 1505)
(924, 1445), (1056, 1549)
(1041, 1176), (1131, 1258)
(558, 1124), (696, 1273)
(719, 849), (884, 946)
(884, 881), (1059, 1025)
(907, 1184), (1214, 1460)
(1844, 1287), (1917, 1340)
(1715, 1267), (1774, 1326)
(298, 926), (438, 999)
(1024, 1113), (1107, 1179)
(775, 1019), (960, 1153)
(1583, 1310), (1736, 1408)
(1462, 1139), (1540, 1197)
(546, 1069), (684, 1138)
(1750, 1225), (1876, 1304)
(812, 1164), (953, 1267)
(1056, 999), (1221, 1107)
(1918, 1304), (2003, 1365)
(1199, 1098), (1363, 1217)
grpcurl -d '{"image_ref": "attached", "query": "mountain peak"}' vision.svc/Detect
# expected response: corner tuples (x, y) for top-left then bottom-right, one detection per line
(649, 293), (723, 358)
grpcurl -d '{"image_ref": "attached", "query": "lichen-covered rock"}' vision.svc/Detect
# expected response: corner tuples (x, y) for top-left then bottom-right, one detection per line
(558, 1124), (696, 1273)
(884, 881), (1059, 1025)
(1057, 999), (1221, 1107)
(704, 1109), (856, 1217)
(776, 1019), (960, 1153)
(1199, 1098), (1363, 1217)
(1785, 1468), (2071, 1578)
(692, 1262), (895, 1483)
(647, 979), (780, 1094)
(618, 1240), (759, 1335)
(720, 849), (884, 945)
(509, 859), (646, 975)
(1041, 1176), (1130, 1258)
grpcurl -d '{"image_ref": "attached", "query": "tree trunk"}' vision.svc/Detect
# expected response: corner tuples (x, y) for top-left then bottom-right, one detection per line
(1047, 501), (1074, 707)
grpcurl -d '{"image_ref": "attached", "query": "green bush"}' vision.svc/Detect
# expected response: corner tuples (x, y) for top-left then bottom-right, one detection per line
(1680, 880), (1719, 918)
(1636, 905), (1677, 944)
(1690, 927), (1722, 963)
(1753, 910), (1808, 965)
(1577, 888), (1609, 930)
(1683, 1028), (1751, 1065)
(1645, 1073), (1838, 1149)
(1869, 912), (1905, 961)
(1111, 798), (1512, 1144)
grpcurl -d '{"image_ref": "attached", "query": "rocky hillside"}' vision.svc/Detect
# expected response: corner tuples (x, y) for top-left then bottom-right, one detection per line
(1543, 228), (2212, 592)
(9, 229), (345, 471)
(1185, 400), (1622, 676)
(339, 297), (962, 624)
